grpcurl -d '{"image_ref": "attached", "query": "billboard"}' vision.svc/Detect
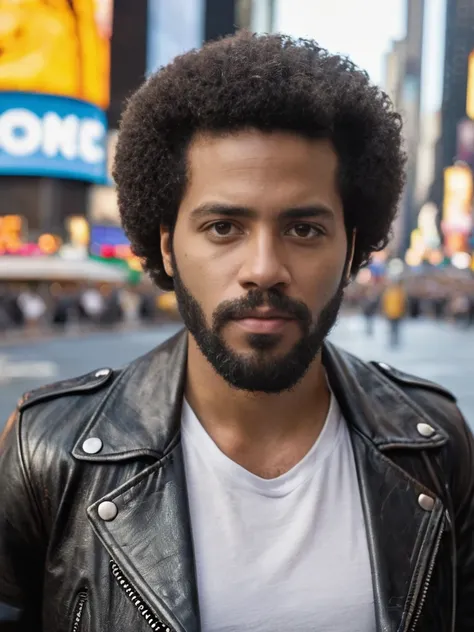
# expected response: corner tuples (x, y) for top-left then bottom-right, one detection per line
(467, 50), (474, 120)
(90, 224), (131, 258)
(0, 0), (112, 183)
(442, 164), (473, 254)
(0, 92), (107, 182)
(0, 0), (113, 109)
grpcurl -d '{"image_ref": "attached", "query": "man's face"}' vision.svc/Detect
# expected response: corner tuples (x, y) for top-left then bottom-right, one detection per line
(161, 130), (351, 393)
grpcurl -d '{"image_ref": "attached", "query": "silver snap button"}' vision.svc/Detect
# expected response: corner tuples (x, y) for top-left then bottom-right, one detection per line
(417, 422), (435, 438)
(82, 437), (103, 454)
(418, 493), (435, 511)
(98, 501), (118, 521)
(378, 362), (391, 371)
(95, 369), (110, 378)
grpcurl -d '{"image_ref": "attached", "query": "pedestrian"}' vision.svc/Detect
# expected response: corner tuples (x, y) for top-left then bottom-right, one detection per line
(450, 292), (470, 329)
(361, 285), (379, 336)
(80, 285), (105, 325)
(381, 278), (407, 347)
(1, 32), (473, 632)
(16, 285), (47, 334)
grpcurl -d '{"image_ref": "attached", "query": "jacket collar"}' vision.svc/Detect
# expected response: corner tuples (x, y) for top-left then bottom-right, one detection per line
(322, 344), (448, 450)
(73, 330), (187, 462)
(73, 329), (447, 462)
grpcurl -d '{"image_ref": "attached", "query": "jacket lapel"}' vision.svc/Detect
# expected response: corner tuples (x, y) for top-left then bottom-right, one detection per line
(87, 445), (199, 632)
(350, 430), (446, 632)
(324, 344), (448, 632)
(75, 330), (200, 632)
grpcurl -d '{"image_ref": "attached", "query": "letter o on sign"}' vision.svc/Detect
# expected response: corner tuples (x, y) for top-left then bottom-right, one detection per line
(0, 109), (42, 157)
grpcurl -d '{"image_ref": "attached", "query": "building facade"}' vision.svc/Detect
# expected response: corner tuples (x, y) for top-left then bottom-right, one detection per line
(431, 0), (474, 207)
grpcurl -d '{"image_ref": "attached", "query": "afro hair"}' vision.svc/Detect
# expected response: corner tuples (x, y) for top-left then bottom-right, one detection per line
(113, 31), (406, 290)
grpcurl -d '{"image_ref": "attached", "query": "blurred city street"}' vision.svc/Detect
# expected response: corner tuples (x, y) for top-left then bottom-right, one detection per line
(1, 315), (473, 430)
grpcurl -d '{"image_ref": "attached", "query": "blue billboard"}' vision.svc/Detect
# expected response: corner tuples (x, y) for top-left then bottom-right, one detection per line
(0, 92), (107, 183)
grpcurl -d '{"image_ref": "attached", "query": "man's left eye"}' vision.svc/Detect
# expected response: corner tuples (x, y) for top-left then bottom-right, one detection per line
(287, 224), (321, 238)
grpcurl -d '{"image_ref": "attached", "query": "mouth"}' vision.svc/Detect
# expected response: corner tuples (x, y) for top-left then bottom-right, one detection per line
(232, 310), (296, 334)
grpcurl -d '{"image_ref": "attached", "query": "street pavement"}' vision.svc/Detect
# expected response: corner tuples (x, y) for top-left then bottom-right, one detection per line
(0, 315), (473, 430)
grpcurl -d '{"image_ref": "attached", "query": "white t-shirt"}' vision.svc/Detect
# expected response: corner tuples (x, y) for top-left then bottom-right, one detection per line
(181, 393), (376, 632)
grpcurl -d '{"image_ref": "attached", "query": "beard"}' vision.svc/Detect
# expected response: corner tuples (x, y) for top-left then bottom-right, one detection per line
(172, 260), (346, 394)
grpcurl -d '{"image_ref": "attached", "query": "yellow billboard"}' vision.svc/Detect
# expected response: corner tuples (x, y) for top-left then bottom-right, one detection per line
(0, 0), (113, 109)
(442, 164), (473, 254)
(467, 50), (474, 120)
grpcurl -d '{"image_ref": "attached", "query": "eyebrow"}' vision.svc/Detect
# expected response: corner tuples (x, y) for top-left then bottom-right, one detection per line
(190, 203), (335, 222)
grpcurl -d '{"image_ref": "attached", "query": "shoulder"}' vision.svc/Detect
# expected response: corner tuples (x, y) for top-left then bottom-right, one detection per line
(12, 329), (186, 446)
(327, 342), (464, 433)
(11, 366), (119, 456)
(369, 360), (456, 402)
(0, 366), (120, 519)
(18, 366), (116, 413)
(368, 359), (469, 436)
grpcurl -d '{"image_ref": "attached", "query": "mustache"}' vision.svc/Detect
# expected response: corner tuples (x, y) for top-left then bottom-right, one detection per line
(212, 289), (312, 332)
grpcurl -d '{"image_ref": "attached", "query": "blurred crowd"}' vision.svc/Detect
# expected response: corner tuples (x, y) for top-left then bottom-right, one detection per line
(346, 272), (474, 327)
(2, 271), (474, 340)
(0, 281), (173, 336)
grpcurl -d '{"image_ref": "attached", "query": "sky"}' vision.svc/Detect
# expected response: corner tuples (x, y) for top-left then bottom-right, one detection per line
(275, 0), (447, 112)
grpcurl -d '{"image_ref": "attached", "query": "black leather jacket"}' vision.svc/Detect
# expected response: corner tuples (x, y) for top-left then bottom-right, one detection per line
(1, 331), (474, 632)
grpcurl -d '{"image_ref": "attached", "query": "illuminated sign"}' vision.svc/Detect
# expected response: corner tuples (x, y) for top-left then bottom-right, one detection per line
(0, 215), (25, 251)
(442, 164), (473, 254)
(0, 92), (107, 183)
(0, 0), (113, 110)
(467, 50), (474, 120)
(90, 225), (132, 259)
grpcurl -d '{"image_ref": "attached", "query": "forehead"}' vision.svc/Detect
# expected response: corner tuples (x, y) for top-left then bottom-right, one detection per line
(182, 130), (342, 215)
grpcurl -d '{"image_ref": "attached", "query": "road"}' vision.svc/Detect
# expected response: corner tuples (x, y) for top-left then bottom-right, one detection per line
(0, 316), (473, 429)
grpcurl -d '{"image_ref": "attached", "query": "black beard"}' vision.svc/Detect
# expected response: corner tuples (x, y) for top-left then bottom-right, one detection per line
(172, 262), (345, 394)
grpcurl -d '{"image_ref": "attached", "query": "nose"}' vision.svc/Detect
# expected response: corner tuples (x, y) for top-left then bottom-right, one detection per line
(237, 230), (291, 291)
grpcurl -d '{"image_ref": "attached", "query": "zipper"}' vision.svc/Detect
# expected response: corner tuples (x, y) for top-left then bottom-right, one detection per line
(110, 560), (176, 632)
(71, 590), (88, 632)
(408, 515), (445, 631)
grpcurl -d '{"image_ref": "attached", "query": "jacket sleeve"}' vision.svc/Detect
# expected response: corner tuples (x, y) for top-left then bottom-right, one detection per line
(453, 413), (474, 631)
(0, 409), (45, 631)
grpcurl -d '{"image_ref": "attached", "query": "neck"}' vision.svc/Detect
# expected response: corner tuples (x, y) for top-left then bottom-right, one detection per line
(184, 334), (331, 476)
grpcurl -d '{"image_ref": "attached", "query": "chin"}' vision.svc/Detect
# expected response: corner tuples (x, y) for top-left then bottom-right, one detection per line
(228, 334), (295, 357)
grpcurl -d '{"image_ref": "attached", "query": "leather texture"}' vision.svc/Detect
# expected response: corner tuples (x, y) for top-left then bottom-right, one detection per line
(0, 329), (473, 632)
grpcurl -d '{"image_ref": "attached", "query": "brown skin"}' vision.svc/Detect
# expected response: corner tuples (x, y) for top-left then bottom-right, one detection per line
(161, 129), (354, 478)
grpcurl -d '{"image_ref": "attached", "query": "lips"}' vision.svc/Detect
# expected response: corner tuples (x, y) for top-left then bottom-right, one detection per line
(234, 309), (294, 321)
(233, 310), (296, 334)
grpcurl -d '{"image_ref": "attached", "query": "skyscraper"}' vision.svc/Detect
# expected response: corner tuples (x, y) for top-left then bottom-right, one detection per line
(383, 0), (425, 254)
(430, 0), (474, 207)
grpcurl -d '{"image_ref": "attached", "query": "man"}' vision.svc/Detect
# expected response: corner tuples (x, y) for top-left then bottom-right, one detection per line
(1, 32), (473, 632)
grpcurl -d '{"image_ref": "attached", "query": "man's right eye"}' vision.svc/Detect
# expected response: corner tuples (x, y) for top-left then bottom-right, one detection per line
(208, 222), (237, 237)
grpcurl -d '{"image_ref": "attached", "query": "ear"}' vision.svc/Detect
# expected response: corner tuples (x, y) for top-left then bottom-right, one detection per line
(345, 230), (356, 281)
(160, 225), (174, 278)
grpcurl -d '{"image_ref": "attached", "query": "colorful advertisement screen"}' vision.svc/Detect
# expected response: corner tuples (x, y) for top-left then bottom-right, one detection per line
(0, 0), (113, 109)
(442, 164), (473, 255)
(0, 0), (112, 182)
(0, 92), (107, 182)
(90, 224), (131, 258)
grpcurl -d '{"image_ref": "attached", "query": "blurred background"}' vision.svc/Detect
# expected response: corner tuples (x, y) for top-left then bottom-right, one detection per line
(0, 0), (474, 427)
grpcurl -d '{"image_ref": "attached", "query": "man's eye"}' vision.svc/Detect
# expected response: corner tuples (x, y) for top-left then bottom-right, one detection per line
(287, 224), (321, 238)
(209, 222), (236, 236)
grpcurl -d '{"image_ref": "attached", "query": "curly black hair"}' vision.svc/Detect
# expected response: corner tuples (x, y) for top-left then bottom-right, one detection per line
(113, 31), (406, 290)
